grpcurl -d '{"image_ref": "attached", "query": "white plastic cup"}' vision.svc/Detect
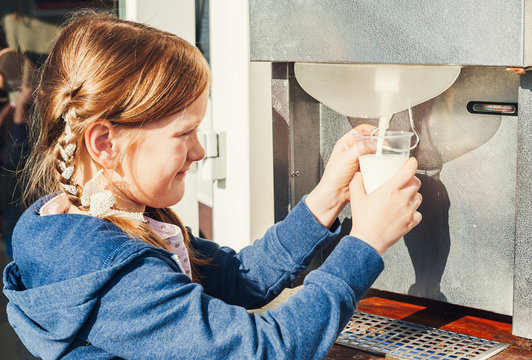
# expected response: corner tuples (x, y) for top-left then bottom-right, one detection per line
(354, 131), (414, 193)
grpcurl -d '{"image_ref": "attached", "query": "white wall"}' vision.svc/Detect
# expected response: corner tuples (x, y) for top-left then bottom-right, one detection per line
(124, 0), (195, 43)
(209, 2), (273, 250)
(249, 62), (274, 244)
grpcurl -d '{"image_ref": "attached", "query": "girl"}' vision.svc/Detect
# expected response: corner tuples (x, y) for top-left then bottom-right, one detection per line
(3, 12), (422, 360)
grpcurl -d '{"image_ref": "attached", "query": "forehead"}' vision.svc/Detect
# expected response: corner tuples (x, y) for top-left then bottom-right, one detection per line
(141, 89), (209, 131)
(142, 108), (198, 132)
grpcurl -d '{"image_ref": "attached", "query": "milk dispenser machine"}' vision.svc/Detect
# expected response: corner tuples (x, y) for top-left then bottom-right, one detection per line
(249, 0), (532, 341)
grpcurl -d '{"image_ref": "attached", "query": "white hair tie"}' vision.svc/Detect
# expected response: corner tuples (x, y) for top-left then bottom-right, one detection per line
(81, 169), (144, 222)
(59, 161), (74, 180)
(61, 183), (78, 196)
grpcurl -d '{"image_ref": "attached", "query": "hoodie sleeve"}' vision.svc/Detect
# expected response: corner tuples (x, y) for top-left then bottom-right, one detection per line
(84, 236), (384, 360)
(189, 196), (342, 309)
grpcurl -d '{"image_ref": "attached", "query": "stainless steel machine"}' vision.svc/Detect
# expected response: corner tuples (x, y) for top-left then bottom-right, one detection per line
(249, 0), (532, 339)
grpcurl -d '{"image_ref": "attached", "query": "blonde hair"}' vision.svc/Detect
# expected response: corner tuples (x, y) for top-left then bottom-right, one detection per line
(23, 11), (211, 281)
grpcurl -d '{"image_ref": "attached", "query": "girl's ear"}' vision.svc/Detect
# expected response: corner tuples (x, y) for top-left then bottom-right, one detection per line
(84, 120), (119, 169)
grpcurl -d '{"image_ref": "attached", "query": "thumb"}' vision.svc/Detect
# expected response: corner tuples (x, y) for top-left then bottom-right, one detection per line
(350, 172), (366, 199)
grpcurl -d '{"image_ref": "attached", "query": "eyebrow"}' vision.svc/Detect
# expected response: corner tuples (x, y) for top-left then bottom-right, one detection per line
(173, 123), (199, 135)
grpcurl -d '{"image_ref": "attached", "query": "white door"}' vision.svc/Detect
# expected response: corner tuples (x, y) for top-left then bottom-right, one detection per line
(123, 0), (274, 249)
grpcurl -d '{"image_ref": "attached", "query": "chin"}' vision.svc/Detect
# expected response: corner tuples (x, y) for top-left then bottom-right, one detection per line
(144, 195), (182, 209)
(163, 191), (185, 208)
(144, 183), (185, 208)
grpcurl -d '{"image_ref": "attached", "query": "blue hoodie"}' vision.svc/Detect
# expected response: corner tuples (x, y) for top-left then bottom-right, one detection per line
(3, 195), (384, 360)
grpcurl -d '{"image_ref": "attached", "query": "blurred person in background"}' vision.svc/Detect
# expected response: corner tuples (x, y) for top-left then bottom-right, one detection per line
(0, 0), (57, 260)
(0, 47), (31, 259)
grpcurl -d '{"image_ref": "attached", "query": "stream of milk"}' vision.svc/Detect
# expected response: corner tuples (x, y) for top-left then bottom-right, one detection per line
(376, 115), (392, 155)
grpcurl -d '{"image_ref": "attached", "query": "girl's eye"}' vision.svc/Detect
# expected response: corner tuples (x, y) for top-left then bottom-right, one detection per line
(181, 129), (194, 137)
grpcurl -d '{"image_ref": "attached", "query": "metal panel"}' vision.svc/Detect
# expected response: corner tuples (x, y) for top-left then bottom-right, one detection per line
(272, 63), (291, 222)
(271, 63), (322, 221)
(289, 69), (322, 205)
(250, 0), (526, 66)
(525, 0), (532, 67)
(260, 0), (532, 340)
(319, 67), (519, 316)
(272, 63), (325, 286)
(514, 72), (532, 339)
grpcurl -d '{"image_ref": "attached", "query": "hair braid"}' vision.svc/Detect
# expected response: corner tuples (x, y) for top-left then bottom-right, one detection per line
(55, 107), (82, 206)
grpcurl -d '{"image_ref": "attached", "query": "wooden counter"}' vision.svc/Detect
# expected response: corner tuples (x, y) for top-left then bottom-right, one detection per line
(326, 289), (532, 359)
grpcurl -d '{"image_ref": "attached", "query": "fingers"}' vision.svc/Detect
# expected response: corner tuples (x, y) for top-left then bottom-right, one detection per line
(332, 129), (362, 154)
(353, 124), (377, 134)
(413, 211), (422, 224)
(337, 124), (377, 149)
(405, 195), (423, 232)
(411, 211), (422, 228)
(400, 176), (421, 196)
(412, 192), (422, 210)
(405, 211), (423, 233)
(390, 157), (418, 188)
(334, 124), (377, 156)
(350, 172), (366, 198)
(355, 139), (377, 157)
(400, 176), (423, 234)
(413, 176), (421, 189)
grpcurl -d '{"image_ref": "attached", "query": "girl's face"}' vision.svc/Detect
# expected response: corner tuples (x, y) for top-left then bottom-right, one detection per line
(113, 89), (209, 211)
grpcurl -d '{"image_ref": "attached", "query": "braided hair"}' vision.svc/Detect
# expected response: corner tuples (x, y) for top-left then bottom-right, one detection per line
(56, 109), (80, 200)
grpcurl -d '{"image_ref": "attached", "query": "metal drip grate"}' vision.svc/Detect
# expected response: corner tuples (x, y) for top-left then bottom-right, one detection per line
(336, 311), (509, 360)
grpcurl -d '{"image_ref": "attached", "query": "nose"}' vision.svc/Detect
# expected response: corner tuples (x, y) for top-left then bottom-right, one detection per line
(187, 132), (205, 162)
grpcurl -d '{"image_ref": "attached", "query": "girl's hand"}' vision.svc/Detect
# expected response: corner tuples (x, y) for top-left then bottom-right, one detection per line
(305, 124), (375, 228)
(349, 157), (422, 255)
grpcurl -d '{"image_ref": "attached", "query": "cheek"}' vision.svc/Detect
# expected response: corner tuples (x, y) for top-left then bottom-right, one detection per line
(128, 141), (188, 188)
(168, 143), (188, 168)
(145, 139), (184, 166)
(156, 145), (189, 183)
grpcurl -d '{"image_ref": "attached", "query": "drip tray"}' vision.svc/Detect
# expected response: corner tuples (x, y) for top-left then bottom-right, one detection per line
(336, 312), (509, 360)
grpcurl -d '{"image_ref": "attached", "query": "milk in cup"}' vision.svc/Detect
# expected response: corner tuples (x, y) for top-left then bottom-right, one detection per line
(354, 130), (413, 193)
